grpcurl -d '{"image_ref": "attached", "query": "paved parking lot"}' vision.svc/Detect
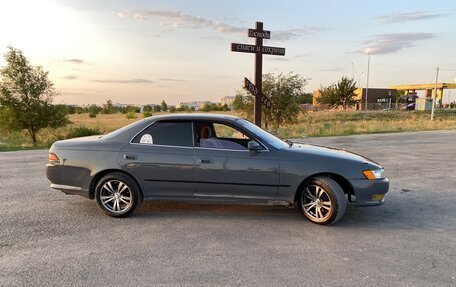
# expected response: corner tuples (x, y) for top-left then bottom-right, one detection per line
(1, 130), (455, 286)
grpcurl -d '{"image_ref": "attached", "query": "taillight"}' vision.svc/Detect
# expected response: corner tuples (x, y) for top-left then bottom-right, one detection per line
(48, 153), (59, 162)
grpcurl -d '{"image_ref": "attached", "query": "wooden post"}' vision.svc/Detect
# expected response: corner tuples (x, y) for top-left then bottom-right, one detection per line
(254, 22), (263, 127)
(231, 21), (285, 127)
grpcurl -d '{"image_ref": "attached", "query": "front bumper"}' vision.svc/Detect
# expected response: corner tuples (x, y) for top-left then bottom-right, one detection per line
(350, 178), (389, 207)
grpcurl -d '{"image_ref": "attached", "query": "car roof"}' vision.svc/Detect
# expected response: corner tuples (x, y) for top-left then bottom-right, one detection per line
(143, 113), (242, 123)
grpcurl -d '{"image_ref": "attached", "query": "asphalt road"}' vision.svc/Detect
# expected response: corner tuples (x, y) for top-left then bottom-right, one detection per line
(1, 130), (455, 286)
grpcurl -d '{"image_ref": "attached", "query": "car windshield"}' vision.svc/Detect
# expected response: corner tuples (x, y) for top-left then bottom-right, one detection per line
(237, 119), (289, 149)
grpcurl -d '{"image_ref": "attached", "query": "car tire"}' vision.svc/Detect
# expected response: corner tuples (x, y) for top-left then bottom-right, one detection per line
(95, 172), (141, 217)
(298, 176), (347, 225)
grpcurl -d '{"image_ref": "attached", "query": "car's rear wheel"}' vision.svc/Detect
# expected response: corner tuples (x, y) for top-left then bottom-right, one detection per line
(95, 173), (141, 217)
(298, 177), (347, 225)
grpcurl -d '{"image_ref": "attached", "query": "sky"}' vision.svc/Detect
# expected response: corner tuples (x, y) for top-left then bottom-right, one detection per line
(0, 0), (455, 105)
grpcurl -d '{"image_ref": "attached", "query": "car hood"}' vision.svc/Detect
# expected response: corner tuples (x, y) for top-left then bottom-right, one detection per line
(286, 143), (380, 166)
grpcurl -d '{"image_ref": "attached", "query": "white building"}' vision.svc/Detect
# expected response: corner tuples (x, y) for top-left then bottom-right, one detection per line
(176, 101), (213, 110)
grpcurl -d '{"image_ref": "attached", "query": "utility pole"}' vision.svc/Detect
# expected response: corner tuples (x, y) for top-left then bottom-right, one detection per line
(365, 52), (370, 111)
(431, 67), (439, 121)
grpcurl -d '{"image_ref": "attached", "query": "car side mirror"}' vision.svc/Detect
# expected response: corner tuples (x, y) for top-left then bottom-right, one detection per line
(247, 140), (260, 151)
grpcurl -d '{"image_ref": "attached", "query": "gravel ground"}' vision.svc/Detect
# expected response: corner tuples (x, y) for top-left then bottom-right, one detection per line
(1, 130), (455, 286)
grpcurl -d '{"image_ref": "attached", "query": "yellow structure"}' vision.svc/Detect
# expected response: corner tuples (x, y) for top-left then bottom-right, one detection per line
(389, 83), (456, 102)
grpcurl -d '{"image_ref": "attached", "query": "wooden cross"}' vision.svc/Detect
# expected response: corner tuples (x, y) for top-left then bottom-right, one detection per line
(231, 21), (286, 127)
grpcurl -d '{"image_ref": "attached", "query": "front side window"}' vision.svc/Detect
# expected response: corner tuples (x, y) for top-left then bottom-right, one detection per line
(195, 121), (258, 150)
(132, 121), (193, 147)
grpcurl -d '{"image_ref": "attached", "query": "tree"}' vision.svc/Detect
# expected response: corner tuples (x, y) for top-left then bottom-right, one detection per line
(101, 99), (116, 114)
(160, 100), (168, 112)
(176, 105), (187, 112)
(317, 76), (357, 109)
(317, 85), (338, 108)
(0, 47), (69, 146)
(296, 93), (313, 104)
(233, 94), (245, 111)
(153, 105), (162, 112)
(169, 105), (176, 113)
(75, 106), (84, 114)
(334, 76), (357, 109)
(64, 105), (76, 114)
(125, 105), (140, 113)
(262, 73), (307, 129)
(143, 105), (153, 112)
(88, 104), (99, 118)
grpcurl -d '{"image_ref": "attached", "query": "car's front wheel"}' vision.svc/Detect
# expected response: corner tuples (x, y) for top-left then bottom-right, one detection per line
(298, 177), (347, 225)
(95, 172), (141, 217)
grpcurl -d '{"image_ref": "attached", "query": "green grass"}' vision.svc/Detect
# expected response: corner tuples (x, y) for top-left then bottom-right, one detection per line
(1, 109), (456, 151)
(0, 145), (45, 152)
(277, 110), (456, 138)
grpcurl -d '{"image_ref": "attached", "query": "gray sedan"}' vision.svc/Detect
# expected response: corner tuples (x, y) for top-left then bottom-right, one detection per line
(46, 114), (389, 225)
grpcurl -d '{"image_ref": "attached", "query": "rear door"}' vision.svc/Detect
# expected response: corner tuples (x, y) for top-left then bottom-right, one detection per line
(119, 120), (195, 199)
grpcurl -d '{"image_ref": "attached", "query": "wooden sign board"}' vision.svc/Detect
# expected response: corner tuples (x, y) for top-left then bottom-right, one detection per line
(231, 43), (285, 56)
(244, 77), (259, 95)
(244, 77), (272, 108)
(248, 29), (271, 39)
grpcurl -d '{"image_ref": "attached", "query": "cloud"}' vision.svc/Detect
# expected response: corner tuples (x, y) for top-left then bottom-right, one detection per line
(375, 11), (447, 23)
(63, 58), (84, 64)
(318, 67), (344, 72)
(354, 32), (435, 55)
(159, 78), (186, 82)
(273, 27), (324, 41)
(92, 78), (154, 84)
(62, 75), (78, 80)
(266, 58), (290, 62)
(118, 9), (322, 41)
(294, 53), (310, 58)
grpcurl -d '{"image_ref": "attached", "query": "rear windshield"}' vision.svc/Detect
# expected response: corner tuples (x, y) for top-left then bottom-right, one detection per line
(101, 119), (146, 140)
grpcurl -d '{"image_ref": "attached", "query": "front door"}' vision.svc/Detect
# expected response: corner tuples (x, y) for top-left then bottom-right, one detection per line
(119, 120), (195, 199)
(193, 120), (279, 201)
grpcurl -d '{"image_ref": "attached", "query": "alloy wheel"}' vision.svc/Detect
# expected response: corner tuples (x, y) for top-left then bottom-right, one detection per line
(301, 185), (333, 221)
(99, 180), (133, 213)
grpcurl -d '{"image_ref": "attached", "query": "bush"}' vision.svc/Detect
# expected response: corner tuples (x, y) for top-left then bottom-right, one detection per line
(89, 112), (97, 118)
(126, 111), (137, 119)
(66, 127), (101, 139)
(143, 111), (152, 118)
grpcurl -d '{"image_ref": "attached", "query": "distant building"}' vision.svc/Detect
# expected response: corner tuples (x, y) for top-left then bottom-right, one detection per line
(113, 103), (139, 108)
(389, 82), (456, 107)
(176, 101), (213, 110)
(220, 96), (236, 109)
(354, 88), (397, 110)
(312, 88), (397, 110)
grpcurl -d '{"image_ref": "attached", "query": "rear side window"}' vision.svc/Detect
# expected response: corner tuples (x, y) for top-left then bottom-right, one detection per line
(132, 121), (193, 147)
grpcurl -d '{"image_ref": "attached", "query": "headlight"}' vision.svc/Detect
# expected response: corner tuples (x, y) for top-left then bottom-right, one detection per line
(362, 169), (385, 180)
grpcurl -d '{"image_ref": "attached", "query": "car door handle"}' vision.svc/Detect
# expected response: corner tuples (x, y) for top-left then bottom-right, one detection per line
(198, 158), (213, 164)
(124, 154), (137, 160)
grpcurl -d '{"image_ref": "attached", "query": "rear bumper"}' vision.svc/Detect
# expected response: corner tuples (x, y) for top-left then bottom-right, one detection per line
(50, 183), (90, 198)
(350, 178), (389, 206)
(46, 163), (91, 198)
